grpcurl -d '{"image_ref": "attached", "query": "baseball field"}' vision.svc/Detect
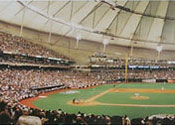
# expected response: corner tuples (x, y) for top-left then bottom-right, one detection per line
(21, 83), (175, 119)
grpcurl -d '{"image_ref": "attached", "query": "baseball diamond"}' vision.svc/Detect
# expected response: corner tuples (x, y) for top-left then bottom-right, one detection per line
(20, 83), (175, 119)
(2, 1), (175, 124)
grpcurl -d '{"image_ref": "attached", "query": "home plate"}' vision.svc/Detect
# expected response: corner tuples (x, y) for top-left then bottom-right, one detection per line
(39, 96), (47, 98)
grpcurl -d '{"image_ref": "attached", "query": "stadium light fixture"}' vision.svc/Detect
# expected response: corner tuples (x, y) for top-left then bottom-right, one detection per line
(103, 37), (110, 52)
(156, 45), (163, 53)
(76, 33), (82, 41)
(76, 33), (81, 48)
(103, 38), (110, 45)
(156, 45), (163, 61)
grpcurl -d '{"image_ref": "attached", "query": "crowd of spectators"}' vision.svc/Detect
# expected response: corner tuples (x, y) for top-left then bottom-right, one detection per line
(0, 31), (72, 61)
(91, 69), (175, 81)
(128, 69), (175, 80)
(0, 99), (132, 125)
(0, 68), (102, 91)
(0, 69), (175, 124)
(1, 31), (175, 124)
(89, 53), (175, 81)
(89, 53), (175, 68)
(90, 59), (175, 69)
(91, 70), (125, 81)
(0, 52), (71, 66)
(2, 95), (175, 125)
(0, 67), (106, 124)
(128, 59), (175, 68)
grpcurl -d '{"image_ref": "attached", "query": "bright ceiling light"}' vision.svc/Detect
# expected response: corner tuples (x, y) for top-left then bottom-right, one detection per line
(76, 33), (82, 41)
(103, 38), (110, 45)
(156, 45), (163, 53)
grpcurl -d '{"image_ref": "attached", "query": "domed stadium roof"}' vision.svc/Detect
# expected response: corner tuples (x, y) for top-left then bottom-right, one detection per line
(0, 0), (175, 50)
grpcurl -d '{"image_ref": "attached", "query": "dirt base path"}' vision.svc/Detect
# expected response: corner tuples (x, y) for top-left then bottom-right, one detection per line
(86, 88), (114, 102)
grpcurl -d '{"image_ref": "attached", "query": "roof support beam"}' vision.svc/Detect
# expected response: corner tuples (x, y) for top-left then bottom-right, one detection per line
(15, 1), (33, 16)
(70, 1), (73, 21)
(72, 2), (88, 17)
(47, 0), (50, 14)
(94, 7), (110, 29)
(53, 1), (71, 17)
(20, 7), (26, 37)
(48, 20), (53, 43)
(92, 9), (96, 29)
(17, 1), (175, 46)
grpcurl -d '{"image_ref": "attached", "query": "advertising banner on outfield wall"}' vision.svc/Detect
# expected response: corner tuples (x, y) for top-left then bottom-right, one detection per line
(168, 80), (175, 83)
(142, 79), (156, 83)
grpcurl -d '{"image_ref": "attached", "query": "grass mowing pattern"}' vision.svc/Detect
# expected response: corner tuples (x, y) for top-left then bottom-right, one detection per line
(33, 83), (175, 119)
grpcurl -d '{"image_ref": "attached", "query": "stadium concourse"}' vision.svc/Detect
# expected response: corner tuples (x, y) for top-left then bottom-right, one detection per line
(1, 0), (175, 125)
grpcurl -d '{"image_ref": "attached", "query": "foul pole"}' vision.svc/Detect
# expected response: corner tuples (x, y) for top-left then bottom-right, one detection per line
(125, 53), (128, 83)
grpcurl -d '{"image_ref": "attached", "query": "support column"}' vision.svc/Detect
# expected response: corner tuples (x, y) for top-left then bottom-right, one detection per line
(157, 51), (161, 60)
(103, 45), (106, 53)
(130, 43), (134, 57)
(48, 20), (53, 43)
(20, 7), (26, 37)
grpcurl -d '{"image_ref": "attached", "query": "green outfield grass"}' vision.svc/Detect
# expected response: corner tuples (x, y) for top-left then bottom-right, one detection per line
(33, 83), (175, 119)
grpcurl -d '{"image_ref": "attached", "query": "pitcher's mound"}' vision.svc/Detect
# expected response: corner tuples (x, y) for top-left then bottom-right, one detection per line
(131, 96), (149, 100)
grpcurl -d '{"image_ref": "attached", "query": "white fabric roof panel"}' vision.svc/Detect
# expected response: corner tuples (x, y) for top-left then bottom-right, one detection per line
(120, 1), (149, 38)
(0, 1), (175, 50)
